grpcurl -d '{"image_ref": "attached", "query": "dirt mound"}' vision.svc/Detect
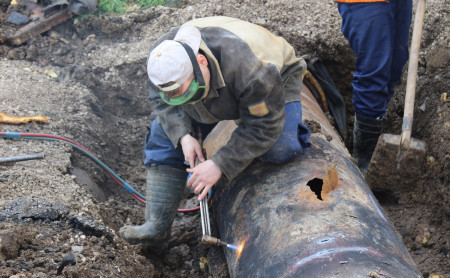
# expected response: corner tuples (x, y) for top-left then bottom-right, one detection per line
(0, 0), (448, 277)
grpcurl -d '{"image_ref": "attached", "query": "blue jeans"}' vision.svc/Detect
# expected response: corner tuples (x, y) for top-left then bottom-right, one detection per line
(143, 102), (311, 168)
(338, 1), (412, 119)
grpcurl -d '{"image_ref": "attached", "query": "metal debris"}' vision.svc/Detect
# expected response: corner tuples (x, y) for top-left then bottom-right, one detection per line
(1, 0), (98, 46)
(0, 153), (45, 164)
(6, 11), (30, 25)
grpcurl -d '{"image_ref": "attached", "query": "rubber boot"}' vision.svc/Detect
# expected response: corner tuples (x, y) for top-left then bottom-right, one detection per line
(119, 164), (187, 249)
(353, 114), (383, 175)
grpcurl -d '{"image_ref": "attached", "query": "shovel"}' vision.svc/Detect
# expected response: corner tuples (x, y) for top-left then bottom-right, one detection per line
(365, 0), (427, 192)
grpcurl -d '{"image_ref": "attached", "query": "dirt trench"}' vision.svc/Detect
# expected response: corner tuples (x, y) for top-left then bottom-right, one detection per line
(0, 0), (449, 277)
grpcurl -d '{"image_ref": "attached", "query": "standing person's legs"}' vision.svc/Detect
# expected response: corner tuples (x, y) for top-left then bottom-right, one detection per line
(338, 2), (394, 119)
(338, 3), (394, 173)
(387, 0), (413, 99)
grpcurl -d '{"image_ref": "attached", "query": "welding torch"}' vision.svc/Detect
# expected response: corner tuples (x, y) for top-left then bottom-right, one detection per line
(192, 164), (242, 252)
(186, 128), (241, 252)
(187, 128), (229, 248)
(187, 153), (217, 246)
(198, 192), (239, 250)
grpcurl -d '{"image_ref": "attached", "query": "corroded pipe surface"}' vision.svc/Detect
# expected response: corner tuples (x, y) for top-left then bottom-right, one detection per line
(203, 86), (422, 277)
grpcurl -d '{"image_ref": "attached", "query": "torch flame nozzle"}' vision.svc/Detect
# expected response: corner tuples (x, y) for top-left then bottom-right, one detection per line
(201, 235), (227, 247)
(226, 243), (240, 250)
(201, 235), (243, 253)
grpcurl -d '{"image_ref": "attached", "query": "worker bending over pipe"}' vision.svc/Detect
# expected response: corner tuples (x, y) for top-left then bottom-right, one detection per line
(119, 16), (311, 249)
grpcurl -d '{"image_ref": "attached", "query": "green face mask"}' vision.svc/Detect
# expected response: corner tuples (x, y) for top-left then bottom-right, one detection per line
(159, 40), (207, 106)
(159, 79), (207, 105)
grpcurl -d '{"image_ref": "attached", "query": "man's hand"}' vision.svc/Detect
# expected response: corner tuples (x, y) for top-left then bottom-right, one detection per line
(187, 160), (222, 200)
(180, 134), (205, 168)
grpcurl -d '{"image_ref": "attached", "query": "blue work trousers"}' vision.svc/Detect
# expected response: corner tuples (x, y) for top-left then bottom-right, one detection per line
(143, 102), (311, 169)
(338, 1), (412, 119)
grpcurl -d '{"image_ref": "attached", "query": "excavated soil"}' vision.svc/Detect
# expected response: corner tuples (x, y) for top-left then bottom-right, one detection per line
(0, 0), (449, 277)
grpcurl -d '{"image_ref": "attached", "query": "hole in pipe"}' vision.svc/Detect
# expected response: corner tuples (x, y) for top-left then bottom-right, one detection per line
(307, 178), (323, 200)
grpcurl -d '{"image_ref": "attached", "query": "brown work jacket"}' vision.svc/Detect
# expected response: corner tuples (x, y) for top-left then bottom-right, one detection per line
(148, 16), (307, 180)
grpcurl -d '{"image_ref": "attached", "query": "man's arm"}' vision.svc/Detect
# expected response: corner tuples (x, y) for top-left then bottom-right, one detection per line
(211, 63), (286, 180)
(186, 63), (286, 199)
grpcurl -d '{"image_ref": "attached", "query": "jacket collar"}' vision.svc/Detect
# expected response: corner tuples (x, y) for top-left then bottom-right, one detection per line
(199, 40), (225, 100)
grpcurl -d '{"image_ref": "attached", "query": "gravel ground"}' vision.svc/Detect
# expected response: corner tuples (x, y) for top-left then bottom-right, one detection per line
(0, 0), (449, 277)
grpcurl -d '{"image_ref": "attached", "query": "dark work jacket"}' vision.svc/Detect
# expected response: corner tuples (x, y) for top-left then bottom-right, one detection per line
(148, 16), (307, 180)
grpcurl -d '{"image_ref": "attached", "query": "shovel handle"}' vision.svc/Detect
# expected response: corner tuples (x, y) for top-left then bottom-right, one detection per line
(401, 0), (426, 150)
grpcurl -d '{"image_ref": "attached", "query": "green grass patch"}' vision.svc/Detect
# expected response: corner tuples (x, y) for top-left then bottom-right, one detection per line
(97, 0), (128, 13)
(137, 0), (167, 9)
(97, 0), (167, 14)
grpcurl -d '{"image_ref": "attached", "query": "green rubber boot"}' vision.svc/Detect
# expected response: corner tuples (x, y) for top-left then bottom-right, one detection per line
(119, 164), (187, 249)
(353, 114), (383, 175)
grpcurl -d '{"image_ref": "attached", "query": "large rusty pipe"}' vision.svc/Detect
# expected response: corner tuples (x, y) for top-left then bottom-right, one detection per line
(203, 85), (422, 277)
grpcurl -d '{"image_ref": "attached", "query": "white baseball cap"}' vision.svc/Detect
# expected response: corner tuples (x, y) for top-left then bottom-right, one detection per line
(147, 25), (201, 92)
